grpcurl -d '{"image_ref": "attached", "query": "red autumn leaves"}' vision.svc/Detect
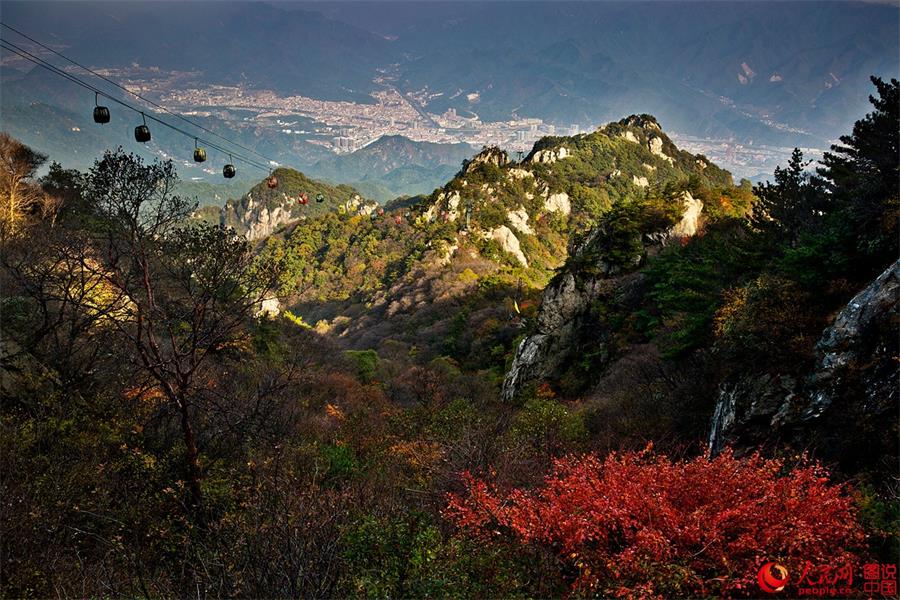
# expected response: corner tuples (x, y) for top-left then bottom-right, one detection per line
(445, 448), (865, 598)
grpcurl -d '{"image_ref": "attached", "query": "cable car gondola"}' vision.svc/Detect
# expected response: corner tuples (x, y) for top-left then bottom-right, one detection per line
(316, 193), (325, 203)
(7, 29), (293, 186)
(134, 113), (151, 143)
(267, 174), (278, 189)
(93, 93), (110, 124)
(223, 155), (236, 179)
(394, 215), (403, 225)
(299, 193), (309, 205)
(193, 139), (207, 163)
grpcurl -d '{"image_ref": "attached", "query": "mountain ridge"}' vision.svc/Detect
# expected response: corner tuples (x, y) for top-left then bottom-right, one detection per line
(245, 114), (745, 375)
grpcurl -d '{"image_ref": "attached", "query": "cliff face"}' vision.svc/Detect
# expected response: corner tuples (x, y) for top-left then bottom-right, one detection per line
(806, 260), (900, 419)
(226, 197), (298, 241)
(708, 259), (899, 462)
(502, 191), (704, 402)
(502, 270), (609, 402)
(202, 167), (372, 241)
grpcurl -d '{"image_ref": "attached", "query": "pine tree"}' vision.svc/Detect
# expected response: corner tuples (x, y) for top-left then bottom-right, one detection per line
(817, 76), (899, 263)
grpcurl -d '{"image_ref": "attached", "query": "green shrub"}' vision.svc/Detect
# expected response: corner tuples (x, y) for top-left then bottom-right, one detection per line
(345, 349), (379, 383)
(321, 443), (358, 481)
(509, 397), (587, 450)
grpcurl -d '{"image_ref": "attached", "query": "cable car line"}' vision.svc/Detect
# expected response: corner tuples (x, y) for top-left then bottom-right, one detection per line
(0, 38), (273, 174)
(0, 38), (272, 172)
(0, 22), (280, 168)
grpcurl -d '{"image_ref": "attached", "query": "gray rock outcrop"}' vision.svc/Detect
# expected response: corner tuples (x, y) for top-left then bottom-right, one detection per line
(462, 146), (508, 174)
(243, 205), (295, 241)
(530, 146), (571, 164)
(502, 193), (705, 401)
(484, 225), (529, 267)
(708, 258), (900, 454)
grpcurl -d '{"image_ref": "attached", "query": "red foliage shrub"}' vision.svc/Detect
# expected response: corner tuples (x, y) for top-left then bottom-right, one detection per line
(445, 447), (866, 598)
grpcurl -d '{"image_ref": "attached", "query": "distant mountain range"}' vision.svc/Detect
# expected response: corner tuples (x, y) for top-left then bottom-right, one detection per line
(307, 136), (476, 202)
(1, 0), (898, 197)
(310, 1), (899, 145)
(2, 2), (391, 103)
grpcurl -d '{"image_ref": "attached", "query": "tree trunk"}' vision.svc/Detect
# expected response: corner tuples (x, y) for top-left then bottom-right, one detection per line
(177, 394), (203, 512)
(8, 184), (16, 234)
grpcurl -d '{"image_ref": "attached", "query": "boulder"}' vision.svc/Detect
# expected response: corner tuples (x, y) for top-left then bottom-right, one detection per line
(544, 192), (571, 215)
(485, 225), (528, 267)
(507, 207), (533, 235)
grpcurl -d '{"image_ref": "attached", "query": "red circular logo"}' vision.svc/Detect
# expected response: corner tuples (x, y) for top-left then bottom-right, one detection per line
(758, 562), (789, 593)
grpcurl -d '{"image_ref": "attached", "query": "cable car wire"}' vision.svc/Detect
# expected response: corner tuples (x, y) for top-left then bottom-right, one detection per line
(0, 38), (274, 173)
(0, 38), (272, 172)
(0, 21), (280, 167)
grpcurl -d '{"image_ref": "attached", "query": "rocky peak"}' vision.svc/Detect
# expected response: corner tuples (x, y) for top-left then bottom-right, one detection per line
(461, 146), (508, 175)
(620, 114), (662, 132)
(207, 168), (367, 241)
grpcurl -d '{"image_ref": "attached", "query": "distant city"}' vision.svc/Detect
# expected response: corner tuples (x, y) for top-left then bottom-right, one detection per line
(86, 65), (822, 181)
(160, 83), (573, 152)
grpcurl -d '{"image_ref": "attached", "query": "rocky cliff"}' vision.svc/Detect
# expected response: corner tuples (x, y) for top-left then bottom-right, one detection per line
(708, 259), (899, 464)
(502, 191), (704, 401)
(195, 167), (371, 241)
(413, 114), (729, 280)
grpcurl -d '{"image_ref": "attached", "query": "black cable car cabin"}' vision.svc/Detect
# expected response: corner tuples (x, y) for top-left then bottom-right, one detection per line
(193, 139), (207, 162)
(93, 106), (110, 124)
(134, 113), (151, 143)
(134, 125), (151, 142)
(93, 93), (110, 124)
(223, 163), (236, 178)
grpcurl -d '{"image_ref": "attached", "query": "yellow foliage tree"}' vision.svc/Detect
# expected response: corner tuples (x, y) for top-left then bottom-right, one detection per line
(0, 133), (48, 238)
